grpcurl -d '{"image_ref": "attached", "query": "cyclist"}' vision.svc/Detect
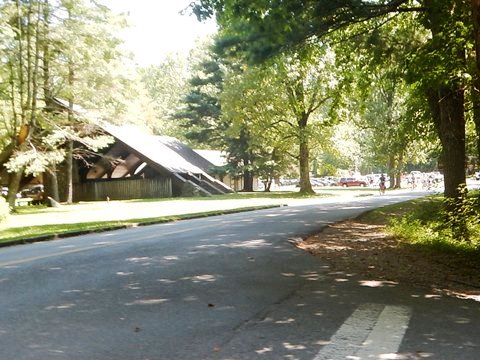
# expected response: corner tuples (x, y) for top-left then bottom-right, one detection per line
(379, 173), (386, 194)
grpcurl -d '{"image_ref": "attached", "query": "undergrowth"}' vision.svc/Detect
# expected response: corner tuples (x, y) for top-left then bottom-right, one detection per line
(388, 193), (480, 253)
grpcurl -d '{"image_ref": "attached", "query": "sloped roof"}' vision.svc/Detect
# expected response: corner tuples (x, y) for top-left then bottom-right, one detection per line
(194, 149), (227, 167)
(156, 136), (217, 174)
(100, 123), (215, 176)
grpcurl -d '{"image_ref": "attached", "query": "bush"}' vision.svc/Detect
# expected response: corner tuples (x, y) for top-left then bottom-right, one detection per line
(0, 197), (10, 224)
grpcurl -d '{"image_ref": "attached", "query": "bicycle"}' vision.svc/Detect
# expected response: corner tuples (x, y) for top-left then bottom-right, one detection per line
(379, 182), (386, 195)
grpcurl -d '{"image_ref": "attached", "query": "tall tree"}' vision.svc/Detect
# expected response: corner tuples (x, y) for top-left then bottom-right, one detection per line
(190, 0), (471, 200)
(274, 47), (340, 194)
(0, 0), (44, 207)
(138, 54), (190, 137)
(220, 64), (293, 191)
(0, 0), (127, 205)
(175, 40), (258, 191)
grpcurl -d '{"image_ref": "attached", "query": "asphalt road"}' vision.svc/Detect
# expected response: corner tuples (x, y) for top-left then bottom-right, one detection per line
(0, 192), (479, 359)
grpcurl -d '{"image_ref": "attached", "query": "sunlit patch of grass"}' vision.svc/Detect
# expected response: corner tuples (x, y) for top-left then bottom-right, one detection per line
(11, 204), (49, 215)
(360, 194), (480, 257)
(126, 191), (332, 203)
(359, 196), (443, 225)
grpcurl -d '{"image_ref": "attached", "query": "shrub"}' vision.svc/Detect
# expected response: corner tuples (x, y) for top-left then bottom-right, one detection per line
(388, 192), (480, 251)
(0, 197), (10, 224)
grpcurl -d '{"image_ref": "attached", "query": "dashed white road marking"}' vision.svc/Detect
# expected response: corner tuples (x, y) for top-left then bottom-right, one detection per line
(314, 303), (411, 360)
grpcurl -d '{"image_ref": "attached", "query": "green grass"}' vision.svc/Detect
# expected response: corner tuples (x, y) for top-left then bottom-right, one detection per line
(11, 204), (49, 215)
(359, 195), (480, 256)
(1, 191), (333, 246)
(126, 191), (333, 203)
(359, 196), (444, 225)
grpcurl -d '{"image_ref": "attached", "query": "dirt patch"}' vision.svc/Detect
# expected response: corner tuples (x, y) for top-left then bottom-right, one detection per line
(297, 220), (480, 302)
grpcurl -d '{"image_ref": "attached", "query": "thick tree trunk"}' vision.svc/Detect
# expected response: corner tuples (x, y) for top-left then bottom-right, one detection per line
(471, 0), (480, 163)
(242, 170), (254, 191)
(298, 114), (314, 194)
(439, 87), (466, 198)
(424, 1), (467, 199)
(427, 87), (466, 198)
(44, 165), (59, 202)
(427, 85), (468, 240)
(298, 141), (314, 194)
(7, 170), (23, 208)
(472, 82), (480, 164)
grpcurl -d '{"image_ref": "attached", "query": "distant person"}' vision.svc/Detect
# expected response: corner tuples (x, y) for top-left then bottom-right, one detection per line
(379, 173), (386, 194)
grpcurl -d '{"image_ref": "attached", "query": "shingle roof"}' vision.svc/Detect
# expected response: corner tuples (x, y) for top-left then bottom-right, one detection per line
(101, 123), (215, 176)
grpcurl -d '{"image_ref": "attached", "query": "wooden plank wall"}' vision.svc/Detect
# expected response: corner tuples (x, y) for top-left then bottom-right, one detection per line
(73, 178), (172, 201)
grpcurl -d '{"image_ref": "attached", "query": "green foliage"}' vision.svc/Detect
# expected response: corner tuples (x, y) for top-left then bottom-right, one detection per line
(192, 0), (480, 238)
(442, 186), (480, 243)
(137, 54), (190, 138)
(175, 40), (225, 146)
(388, 194), (480, 251)
(192, 0), (420, 63)
(0, 197), (9, 224)
(0, 0), (128, 204)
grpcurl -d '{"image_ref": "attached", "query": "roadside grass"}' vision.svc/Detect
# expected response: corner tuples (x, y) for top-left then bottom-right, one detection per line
(11, 190), (331, 212)
(2, 190), (333, 247)
(359, 195), (480, 258)
(127, 190), (334, 202)
(0, 206), (276, 245)
(1, 188), (421, 248)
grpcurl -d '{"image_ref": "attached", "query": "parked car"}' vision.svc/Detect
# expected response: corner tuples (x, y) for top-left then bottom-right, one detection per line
(310, 178), (326, 187)
(319, 176), (338, 186)
(19, 184), (45, 204)
(337, 177), (368, 187)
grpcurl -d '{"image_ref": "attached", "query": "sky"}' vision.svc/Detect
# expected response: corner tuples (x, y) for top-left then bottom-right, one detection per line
(101, 0), (217, 66)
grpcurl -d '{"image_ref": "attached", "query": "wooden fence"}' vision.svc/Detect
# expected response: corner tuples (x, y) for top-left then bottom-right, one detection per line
(73, 178), (172, 201)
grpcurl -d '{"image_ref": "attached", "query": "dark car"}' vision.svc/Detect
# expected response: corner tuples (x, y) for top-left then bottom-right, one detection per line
(337, 177), (368, 187)
(20, 184), (45, 204)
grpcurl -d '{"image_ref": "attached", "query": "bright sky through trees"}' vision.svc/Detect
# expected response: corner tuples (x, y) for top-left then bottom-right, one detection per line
(100, 0), (217, 66)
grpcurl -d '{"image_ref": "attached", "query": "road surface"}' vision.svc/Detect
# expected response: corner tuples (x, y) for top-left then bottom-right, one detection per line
(1, 191), (479, 359)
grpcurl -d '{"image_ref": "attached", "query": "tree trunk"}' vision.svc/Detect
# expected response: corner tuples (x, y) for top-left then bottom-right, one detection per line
(471, 0), (480, 163)
(298, 141), (314, 194)
(7, 170), (23, 208)
(66, 140), (73, 203)
(438, 87), (466, 199)
(263, 179), (272, 192)
(388, 154), (395, 189)
(44, 165), (59, 202)
(395, 153), (404, 189)
(424, 1), (467, 199)
(471, 82), (480, 164)
(242, 170), (254, 191)
(298, 114), (314, 194)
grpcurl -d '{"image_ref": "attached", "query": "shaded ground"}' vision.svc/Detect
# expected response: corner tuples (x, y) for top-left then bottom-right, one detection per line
(297, 219), (480, 302)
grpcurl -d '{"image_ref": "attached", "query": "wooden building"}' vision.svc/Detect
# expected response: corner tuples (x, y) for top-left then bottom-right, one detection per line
(74, 123), (233, 201)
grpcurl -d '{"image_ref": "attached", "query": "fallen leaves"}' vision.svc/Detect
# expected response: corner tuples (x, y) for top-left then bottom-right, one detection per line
(298, 220), (480, 301)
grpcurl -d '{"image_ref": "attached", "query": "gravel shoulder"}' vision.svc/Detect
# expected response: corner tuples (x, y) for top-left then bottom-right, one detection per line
(297, 219), (480, 302)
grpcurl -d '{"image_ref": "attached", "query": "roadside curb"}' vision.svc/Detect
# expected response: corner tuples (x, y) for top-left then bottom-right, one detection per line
(0, 204), (284, 249)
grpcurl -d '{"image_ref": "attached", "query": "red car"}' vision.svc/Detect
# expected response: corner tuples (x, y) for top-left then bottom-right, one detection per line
(337, 177), (368, 187)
